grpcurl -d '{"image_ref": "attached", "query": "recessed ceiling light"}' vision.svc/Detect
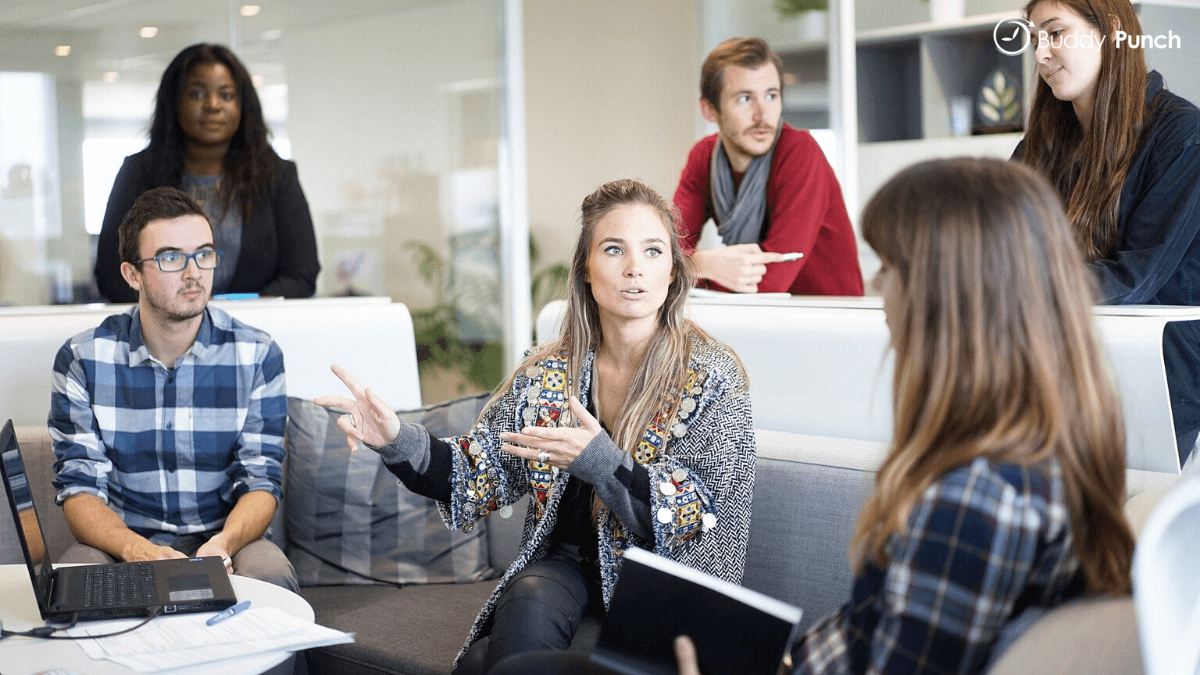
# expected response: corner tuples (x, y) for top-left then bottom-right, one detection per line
(260, 29), (283, 41)
(240, 5), (261, 16)
(139, 26), (158, 38)
(55, 45), (71, 56)
(103, 71), (119, 83)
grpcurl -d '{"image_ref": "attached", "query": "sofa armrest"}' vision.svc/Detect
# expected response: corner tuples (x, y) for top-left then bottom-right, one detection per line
(985, 595), (1142, 675)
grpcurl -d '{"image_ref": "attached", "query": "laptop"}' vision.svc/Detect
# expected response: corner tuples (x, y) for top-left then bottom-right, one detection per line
(0, 419), (237, 622)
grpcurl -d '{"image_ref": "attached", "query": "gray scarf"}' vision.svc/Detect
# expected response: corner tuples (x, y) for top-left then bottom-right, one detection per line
(709, 124), (782, 245)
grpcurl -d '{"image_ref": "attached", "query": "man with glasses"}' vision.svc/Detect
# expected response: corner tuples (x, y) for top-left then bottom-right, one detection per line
(48, 187), (295, 590)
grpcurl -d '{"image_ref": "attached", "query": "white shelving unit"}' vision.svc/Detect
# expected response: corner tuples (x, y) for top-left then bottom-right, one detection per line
(701, 0), (1200, 275)
(713, 1), (1199, 136)
(856, 8), (1035, 143)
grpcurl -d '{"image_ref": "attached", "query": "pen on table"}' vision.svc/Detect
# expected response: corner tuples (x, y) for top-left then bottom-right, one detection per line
(207, 599), (251, 626)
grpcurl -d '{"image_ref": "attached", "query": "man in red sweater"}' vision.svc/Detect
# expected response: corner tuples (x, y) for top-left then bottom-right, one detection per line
(673, 38), (863, 295)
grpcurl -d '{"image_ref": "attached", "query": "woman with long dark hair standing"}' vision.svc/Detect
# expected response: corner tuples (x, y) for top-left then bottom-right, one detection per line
(95, 43), (319, 302)
(1014, 0), (1200, 467)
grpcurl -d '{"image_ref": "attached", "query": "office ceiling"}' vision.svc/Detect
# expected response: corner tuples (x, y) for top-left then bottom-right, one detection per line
(0, 0), (439, 30)
(0, 0), (444, 82)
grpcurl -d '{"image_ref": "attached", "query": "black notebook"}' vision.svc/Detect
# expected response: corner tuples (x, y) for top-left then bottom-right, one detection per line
(591, 546), (803, 675)
(0, 419), (237, 622)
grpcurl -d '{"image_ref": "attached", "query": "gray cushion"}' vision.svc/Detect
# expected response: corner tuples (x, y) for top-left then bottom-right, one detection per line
(301, 580), (497, 675)
(285, 394), (492, 586)
(741, 454), (876, 632)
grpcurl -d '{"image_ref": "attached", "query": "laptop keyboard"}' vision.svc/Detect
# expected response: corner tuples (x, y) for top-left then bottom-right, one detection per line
(82, 563), (157, 608)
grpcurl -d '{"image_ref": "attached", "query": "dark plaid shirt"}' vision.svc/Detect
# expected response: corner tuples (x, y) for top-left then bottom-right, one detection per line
(792, 457), (1084, 675)
(49, 306), (286, 543)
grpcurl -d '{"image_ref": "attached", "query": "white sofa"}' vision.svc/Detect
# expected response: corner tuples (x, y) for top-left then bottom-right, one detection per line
(539, 295), (1197, 475)
(531, 294), (1197, 674)
(1, 294), (1187, 674)
(0, 296), (421, 427)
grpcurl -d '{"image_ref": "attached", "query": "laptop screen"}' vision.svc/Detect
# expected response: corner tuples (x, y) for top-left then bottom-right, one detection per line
(1, 419), (55, 605)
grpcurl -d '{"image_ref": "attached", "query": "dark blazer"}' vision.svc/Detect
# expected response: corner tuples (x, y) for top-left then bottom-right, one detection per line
(95, 149), (320, 303)
(1014, 70), (1200, 464)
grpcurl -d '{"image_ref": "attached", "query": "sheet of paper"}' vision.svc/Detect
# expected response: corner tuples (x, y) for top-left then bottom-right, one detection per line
(67, 607), (354, 673)
(688, 288), (793, 299)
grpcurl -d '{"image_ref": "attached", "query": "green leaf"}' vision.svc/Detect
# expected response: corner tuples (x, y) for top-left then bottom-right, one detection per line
(1004, 101), (1020, 121)
(406, 230), (570, 397)
(993, 70), (1006, 92)
(1000, 87), (1016, 106)
(982, 87), (1001, 108)
(405, 242), (447, 303)
(467, 341), (506, 391)
(529, 235), (541, 268)
(774, 0), (828, 17)
(532, 262), (570, 315)
(980, 102), (1000, 122)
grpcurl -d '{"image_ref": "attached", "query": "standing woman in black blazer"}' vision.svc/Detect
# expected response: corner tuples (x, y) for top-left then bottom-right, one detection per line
(95, 43), (319, 302)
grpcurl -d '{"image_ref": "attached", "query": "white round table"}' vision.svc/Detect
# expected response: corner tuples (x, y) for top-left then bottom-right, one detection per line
(0, 564), (313, 675)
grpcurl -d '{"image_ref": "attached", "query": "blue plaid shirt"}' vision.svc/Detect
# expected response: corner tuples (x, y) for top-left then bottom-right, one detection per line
(49, 306), (286, 544)
(793, 457), (1085, 675)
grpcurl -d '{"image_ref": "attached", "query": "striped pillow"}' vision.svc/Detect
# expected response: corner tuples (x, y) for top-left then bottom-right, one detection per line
(285, 393), (493, 586)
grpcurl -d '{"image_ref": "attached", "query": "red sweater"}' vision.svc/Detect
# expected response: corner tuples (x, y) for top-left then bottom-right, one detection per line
(673, 125), (864, 296)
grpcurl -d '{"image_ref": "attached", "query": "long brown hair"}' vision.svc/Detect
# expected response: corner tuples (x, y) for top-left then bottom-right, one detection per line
(857, 158), (1133, 594)
(1019, 0), (1147, 260)
(492, 179), (736, 459)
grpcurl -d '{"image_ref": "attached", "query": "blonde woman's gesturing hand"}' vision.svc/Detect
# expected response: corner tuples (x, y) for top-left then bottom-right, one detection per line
(499, 396), (601, 469)
(313, 363), (402, 452)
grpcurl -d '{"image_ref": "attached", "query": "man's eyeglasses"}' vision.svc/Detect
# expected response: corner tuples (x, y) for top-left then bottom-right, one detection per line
(135, 249), (222, 272)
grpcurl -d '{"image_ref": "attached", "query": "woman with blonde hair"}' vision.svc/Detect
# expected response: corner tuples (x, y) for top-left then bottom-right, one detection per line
(1015, 0), (1200, 466)
(318, 178), (755, 674)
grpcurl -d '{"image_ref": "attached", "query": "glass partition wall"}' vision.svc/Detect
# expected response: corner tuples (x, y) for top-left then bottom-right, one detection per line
(0, 0), (530, 401)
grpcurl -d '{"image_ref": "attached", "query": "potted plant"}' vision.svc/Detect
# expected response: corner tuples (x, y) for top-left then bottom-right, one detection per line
(774, 0), (827, 15)
(775, 0), (828, 42)
(406, 234), (568, 396)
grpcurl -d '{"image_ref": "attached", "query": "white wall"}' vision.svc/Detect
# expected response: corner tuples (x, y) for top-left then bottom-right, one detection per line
(523, 0), (699, 268)
(1141, 3), (1200, 107)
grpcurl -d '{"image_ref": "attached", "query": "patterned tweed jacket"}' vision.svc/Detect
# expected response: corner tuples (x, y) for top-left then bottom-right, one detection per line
(438, 333), (756, 665)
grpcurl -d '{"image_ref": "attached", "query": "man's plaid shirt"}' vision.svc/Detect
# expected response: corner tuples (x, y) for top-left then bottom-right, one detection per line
(49, 305), (286, 544)
(793, 457), (1086, 675)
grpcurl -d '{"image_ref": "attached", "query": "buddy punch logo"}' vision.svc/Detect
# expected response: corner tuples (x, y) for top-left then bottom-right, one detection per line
(994, 17), (1033, 56)
(993, 16), (1183, 55)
